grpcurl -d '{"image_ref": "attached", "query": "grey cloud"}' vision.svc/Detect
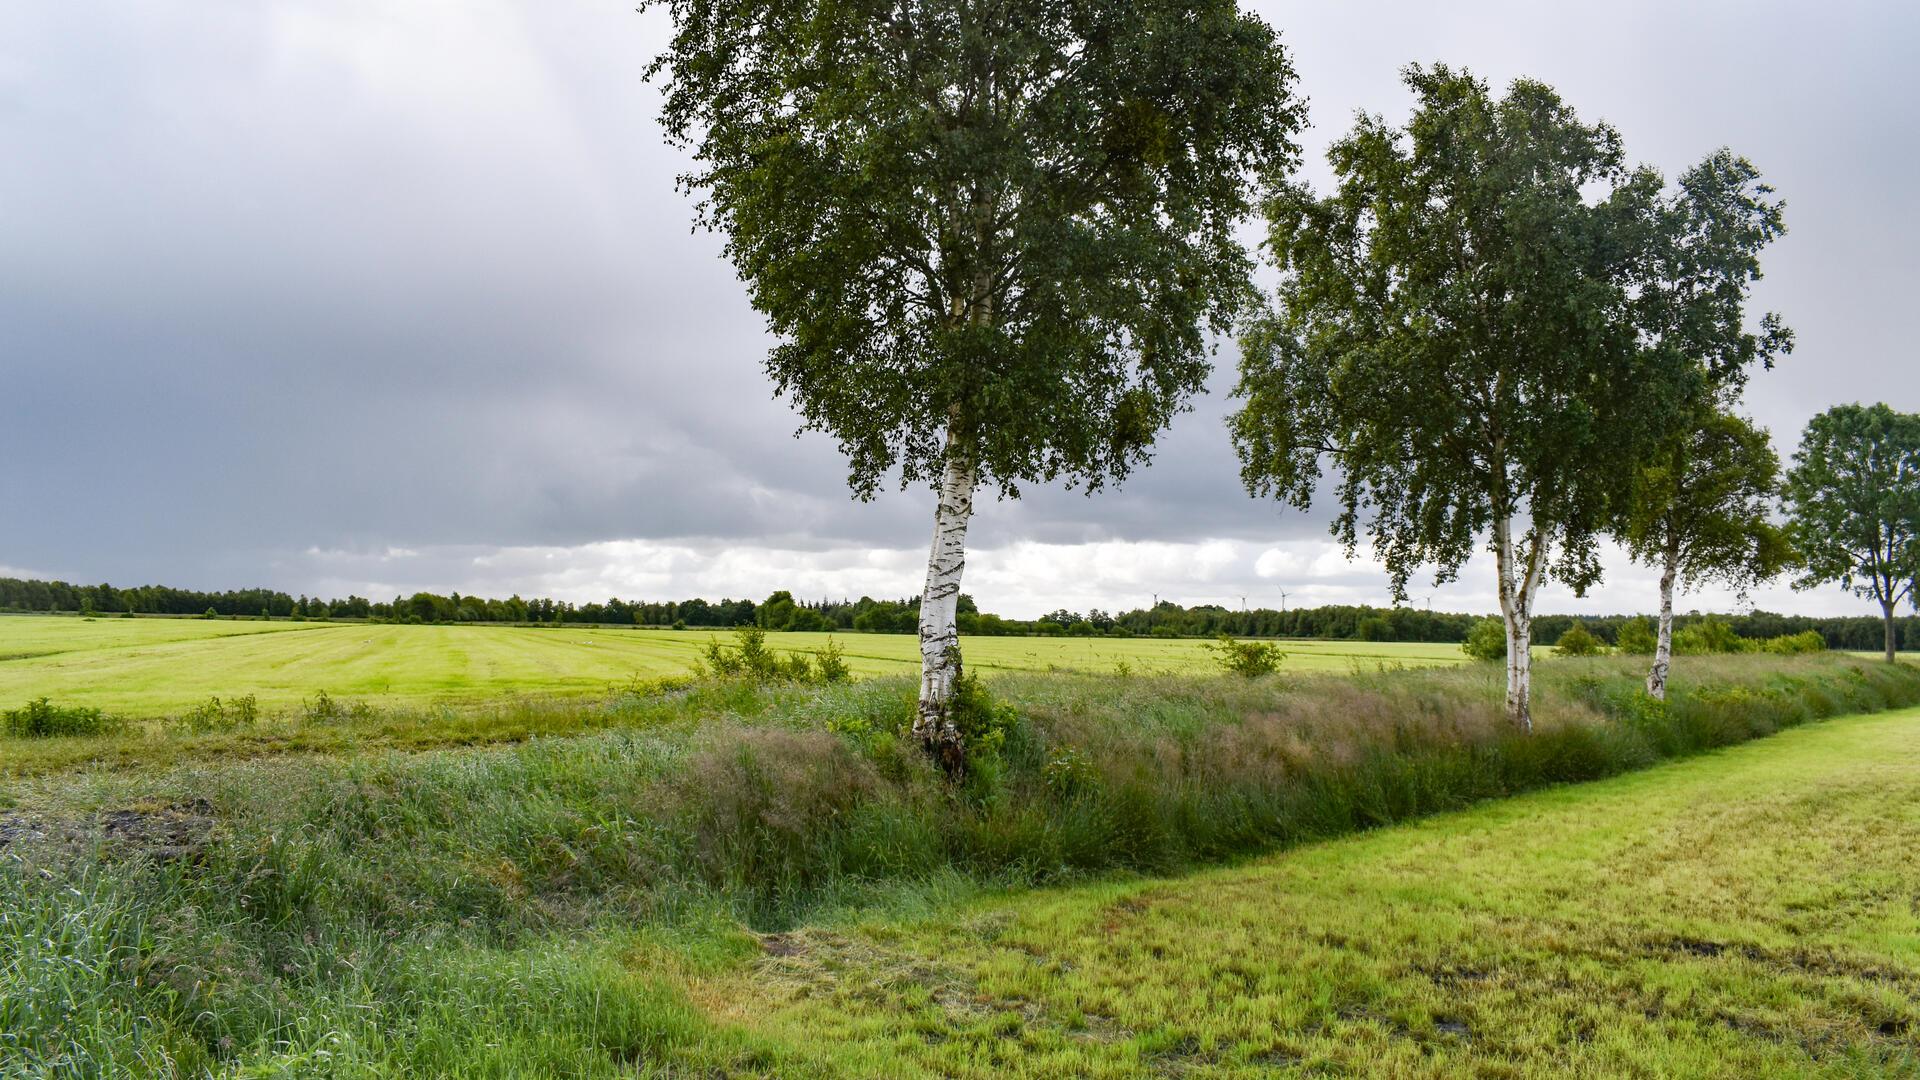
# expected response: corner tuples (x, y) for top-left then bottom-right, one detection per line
(1, 0), (1915, 609)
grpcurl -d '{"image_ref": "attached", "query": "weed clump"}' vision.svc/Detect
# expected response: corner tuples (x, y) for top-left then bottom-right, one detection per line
(700, 627), (852, 685)
(2, 698), (123, 738)
(174, 694), (259, 735)
(302, 689), (374, 724)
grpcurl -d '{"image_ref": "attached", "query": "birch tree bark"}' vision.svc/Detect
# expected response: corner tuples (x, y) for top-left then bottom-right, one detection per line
(1493, 515), (1547, 732)
(1647, 543), (1679, 699)
(914, 437), (976, 772)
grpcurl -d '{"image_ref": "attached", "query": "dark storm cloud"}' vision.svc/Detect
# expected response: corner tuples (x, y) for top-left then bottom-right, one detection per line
(1, 0), (1915, 610)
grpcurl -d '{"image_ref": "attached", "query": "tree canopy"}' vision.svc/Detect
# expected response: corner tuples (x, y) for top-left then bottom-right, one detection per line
(1784, 402), (1920, 661)
(1622, 411), (1791, 598)
(1229, 65), (1787, 727)
(649, 0), (1304, 497)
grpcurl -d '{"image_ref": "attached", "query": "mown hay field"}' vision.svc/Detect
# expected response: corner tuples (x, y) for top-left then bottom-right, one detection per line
(0, 615), (1468, 717)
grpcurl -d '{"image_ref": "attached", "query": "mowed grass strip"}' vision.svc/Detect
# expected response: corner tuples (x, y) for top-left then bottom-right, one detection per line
(690, 707), (1920, 1078)
(0, 615), (1467, 717)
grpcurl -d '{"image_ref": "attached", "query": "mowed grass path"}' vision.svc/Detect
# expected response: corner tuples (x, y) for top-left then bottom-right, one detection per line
(0, 616), (1465, 716)
(687, 707), (1920, 1077)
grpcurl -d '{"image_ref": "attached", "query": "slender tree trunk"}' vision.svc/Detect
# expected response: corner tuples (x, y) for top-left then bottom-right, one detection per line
(1647, 543), (1679, 700)
(914, 434), (976, 773)
(1884, 598), (1899, 664)
(1494, 515), (1545, 733)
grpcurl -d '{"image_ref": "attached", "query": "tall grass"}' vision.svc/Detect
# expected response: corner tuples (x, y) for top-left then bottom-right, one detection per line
(3, 654), (1917, 1076)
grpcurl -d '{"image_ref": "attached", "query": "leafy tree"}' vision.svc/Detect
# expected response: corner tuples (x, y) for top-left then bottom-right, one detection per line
(1783, 403), (1920, 662)
(1622, 411), (1792, 697)
(756, 590), (800, 631)
(1229, 66), (1786, 729)
(1461, 617), (1507, 663)
(1616, 617), (1658, 655)
(648, 0), (1304, 769)
(1554, 622), (1602, 657)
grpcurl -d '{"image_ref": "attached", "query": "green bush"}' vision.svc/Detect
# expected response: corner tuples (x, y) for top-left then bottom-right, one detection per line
(1206, 634), (1284, 677)
(1555, 622), (1602, 657)
(1462, 617), (1507, 662)
(1616, 617), (1657, 655)
(1674, 616), (1749, 655)
(3, 697), (123, 738)
(1761, 630), (1826, 655)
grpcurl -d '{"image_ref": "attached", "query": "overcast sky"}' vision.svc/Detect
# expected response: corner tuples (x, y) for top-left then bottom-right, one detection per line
(3, 1), (1915, 618)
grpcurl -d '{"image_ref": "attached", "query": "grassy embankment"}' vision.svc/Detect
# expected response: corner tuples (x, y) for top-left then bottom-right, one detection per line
(3, 653), (1918, 1076)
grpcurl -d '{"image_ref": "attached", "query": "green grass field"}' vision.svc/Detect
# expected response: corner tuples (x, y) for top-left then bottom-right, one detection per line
(687, 705), (1920, 1076)
(0, 614), (1468, 717)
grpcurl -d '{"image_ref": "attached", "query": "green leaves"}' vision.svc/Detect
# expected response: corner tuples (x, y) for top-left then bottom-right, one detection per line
(648, 0), (1304, 496)
(1784, 403), (1920, 613)
(1622, 410), (1790, 597)
(1230, 65), (1786, 603)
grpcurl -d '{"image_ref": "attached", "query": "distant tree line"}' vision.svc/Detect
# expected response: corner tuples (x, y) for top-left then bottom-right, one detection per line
(3, 575), (1910, 650)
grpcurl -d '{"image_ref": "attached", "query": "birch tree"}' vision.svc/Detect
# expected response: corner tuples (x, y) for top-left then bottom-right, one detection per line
(1621, 410), (1792, 698)
(648, 0), (1302, 769)
(1229, 67), (1783, 730)
(1783, 403), (1920, 663)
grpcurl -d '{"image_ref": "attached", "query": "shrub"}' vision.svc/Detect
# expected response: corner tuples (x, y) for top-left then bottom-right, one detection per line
(1150, 626), (1179, 638)
(1616, 617), (1657, 655)
(1207, 634), (1284, 678)
(1762, 630), (1826, 655)
(1461, 617), (1507, 662)
(202, 607), (219, 619)
(1356, 616), (1393, 642)
(701, 627), (837, 683)
(1674, 616), (1749, 655)
(3, 698), (123, 738)
(671, 619), (687, 631)
(813, 638), (852, 684)
(176, 694), (259, 734)
(1555, 622), (1602, 657)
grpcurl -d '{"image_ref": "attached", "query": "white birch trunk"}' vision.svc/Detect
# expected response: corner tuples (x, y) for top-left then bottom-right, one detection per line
(914, 439), (976, 772)
(1494, 515), (1545, 733)
(1647, 545), (1678, 700)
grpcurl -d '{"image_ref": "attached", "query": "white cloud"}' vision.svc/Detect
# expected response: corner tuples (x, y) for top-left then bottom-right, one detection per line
(277, 536), (1885, 621)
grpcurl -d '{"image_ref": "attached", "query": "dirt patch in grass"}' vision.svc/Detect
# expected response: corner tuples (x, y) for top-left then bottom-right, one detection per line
(0, 796), (215, 861)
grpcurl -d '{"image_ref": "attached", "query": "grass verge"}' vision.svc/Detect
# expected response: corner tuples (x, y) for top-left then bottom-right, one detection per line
(2, 654), (1917, 1076)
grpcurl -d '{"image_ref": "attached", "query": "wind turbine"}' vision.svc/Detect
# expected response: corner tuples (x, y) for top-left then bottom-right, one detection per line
(1278, 588), (1289, 614)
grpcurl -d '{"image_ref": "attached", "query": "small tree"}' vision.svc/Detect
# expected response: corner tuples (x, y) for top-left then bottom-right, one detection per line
(1616, 617), (1658, 655)
(1554, 622), (1602, 657)
(649, 0), (1304, 770)
(1461, 618), (1507, 663)
(1621, 411), (1792, 698)
(1783, 403), (1920, 662)
(1230, 66), (1786, 730)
